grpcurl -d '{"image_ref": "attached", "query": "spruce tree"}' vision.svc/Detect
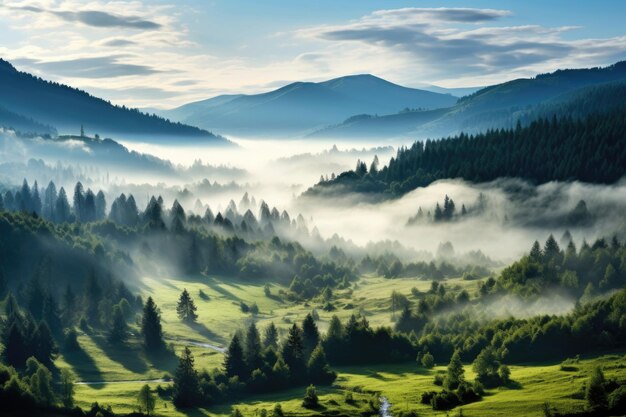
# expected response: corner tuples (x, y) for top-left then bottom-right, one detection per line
(176, 289), (198, 323)
(301, 313), (320, 360)
(109, 305), (128, 343)
(224, 333), (246, 378)
(141, 297), (164, 351)
(307, 344), (335, 384)
(173, 347), (200, 408)
(33, 321), (57, 365)
(263, 322), (279, 350)
(445, 350), (465, 390)
(244, 323), (262, 374)
(137, 384), (156, 415)
(281, 324), (305, 382)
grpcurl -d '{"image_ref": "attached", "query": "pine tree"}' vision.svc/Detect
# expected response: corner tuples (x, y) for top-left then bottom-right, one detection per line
(109, 305), (128, 343)
(244, 323), (262, 374)
(263, 322), (279, 350)
(281, 324), (305, 382)
(176, 289), (198, 323)
(33, 321), (57, 365)
(224, 333), (246, 378)
(445, 350), (465, 390)
(307, 344), (335, 383)
(141, 297), (164, 351)
(137, 384), (156, 415)
(529, 241), (542, 260)
(173, 347), (200, 408)
(301, 313), (320, 360)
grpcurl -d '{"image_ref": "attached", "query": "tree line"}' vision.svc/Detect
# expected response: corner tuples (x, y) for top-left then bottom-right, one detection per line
(307, 111), (626, 197)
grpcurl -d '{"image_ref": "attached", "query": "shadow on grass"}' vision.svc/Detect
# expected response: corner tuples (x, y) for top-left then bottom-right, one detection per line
(186, 321), (227, 345)
(62, 345), (105, 389)
(91, 335), (149, 375)
(205, 277), (241, 302)
(146, 346), (179, 373)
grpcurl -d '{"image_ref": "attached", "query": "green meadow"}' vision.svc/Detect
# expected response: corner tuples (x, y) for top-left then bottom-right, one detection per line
(55, 273), (625, 416)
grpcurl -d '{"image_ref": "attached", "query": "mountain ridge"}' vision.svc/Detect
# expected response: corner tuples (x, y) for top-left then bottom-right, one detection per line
(0, 58), (231, 145)
(161, 74), (459, 137)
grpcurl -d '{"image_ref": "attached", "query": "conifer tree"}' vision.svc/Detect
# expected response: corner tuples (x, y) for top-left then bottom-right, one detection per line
(281, 324), (305, 382)
(244, 322), (262, 373)
(141, 297), (164, 351)
(173, 347), (200, 408)
(263, 322), (279, 350)
(224, 333), (246, 378)
(301, 313), (320, 359)
(445, 350), (465, 390)
(109, 305), (128, 343)
(176, 289), (198, 323)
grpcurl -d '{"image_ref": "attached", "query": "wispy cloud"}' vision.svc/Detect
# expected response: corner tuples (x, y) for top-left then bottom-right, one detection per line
(7, 5), (161, 29)
(12, 56), (159, 78)
(300, 8), (626, 84)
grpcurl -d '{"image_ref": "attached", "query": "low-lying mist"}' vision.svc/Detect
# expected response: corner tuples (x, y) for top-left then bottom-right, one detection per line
(3, 131), (625, 265)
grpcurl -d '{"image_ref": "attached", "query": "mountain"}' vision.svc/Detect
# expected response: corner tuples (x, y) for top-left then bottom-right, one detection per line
(419, 85), (482, 97)
(161, 74), (458, 137)
(311, 61), (626, 140)
(0, 128), (176, 178)
(0, 59), (231, 145)
(305, 109), (626, 199)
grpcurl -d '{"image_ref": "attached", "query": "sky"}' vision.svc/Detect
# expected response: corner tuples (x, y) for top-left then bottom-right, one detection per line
(2, 0), (626, 109)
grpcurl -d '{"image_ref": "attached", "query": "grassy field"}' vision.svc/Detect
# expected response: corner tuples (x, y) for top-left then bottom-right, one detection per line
(58, 273), (625, 416)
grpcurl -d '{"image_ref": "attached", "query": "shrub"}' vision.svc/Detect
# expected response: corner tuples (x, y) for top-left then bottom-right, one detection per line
(302, 385), (319, 409)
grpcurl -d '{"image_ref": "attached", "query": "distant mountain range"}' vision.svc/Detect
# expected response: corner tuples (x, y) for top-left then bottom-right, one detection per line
(311, 61), (626, 140)
(0, 59), (230, 145)
(160, 74), (459, 137)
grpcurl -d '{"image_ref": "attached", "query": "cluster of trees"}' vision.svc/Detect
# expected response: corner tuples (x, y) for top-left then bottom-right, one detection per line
(0, 358), (76, 413)
(308, 111), (626, 197)
(359, 253), (490, 281)
(1, 180), (105, 223)
(421, 351), (484, 410)
(170, 314), (336, 408)
(494, 234), (626, 298)
(407, 194), (488, 225)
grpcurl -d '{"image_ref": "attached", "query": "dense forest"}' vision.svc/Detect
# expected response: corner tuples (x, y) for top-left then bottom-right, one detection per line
(307, 111), (626, 198)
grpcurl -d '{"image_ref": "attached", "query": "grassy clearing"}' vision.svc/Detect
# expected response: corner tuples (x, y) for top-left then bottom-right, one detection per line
(73, 354), (626, 417)
(59, 273), (626, 416)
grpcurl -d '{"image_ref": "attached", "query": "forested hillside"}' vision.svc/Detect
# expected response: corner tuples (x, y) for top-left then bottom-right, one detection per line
(0, 59), (229, 144)
(306, 111), (626, 197)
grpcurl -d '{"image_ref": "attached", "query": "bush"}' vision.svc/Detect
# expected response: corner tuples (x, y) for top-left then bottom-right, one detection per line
(421, 352), (435, 368)
(302, 385), (319, 409)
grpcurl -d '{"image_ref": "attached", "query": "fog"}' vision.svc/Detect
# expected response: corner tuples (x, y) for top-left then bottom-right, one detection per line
(3, 131), (626, 265)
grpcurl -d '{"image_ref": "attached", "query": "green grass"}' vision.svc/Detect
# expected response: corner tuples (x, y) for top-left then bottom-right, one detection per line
(57, 273), (626, 416)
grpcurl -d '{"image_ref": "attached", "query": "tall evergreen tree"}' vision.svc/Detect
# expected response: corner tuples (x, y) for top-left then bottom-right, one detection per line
(281, 324), (305, 382)
(244, 322), (262, 373)
(301, 313), (320, 359)
(109, 305), (128, 343)
(176, 289), (198, 323)
(224, 333), (246, 378)
(55, 187), (71, 223)
(445, 350), (465, 390)
(141, 297), (164, 351)
(263, 322), (279, 350)
(173, 347), (200, 408)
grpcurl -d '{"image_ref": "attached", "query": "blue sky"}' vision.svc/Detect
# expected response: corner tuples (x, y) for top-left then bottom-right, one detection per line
(1, 0), (626, 108)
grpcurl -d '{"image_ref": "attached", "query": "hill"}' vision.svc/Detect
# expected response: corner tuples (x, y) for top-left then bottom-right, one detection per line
(0, 59), (230, 145)
(305, 110), (626, 198)
(161, 74), (458, 137)
(311, 61), (626, 140)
